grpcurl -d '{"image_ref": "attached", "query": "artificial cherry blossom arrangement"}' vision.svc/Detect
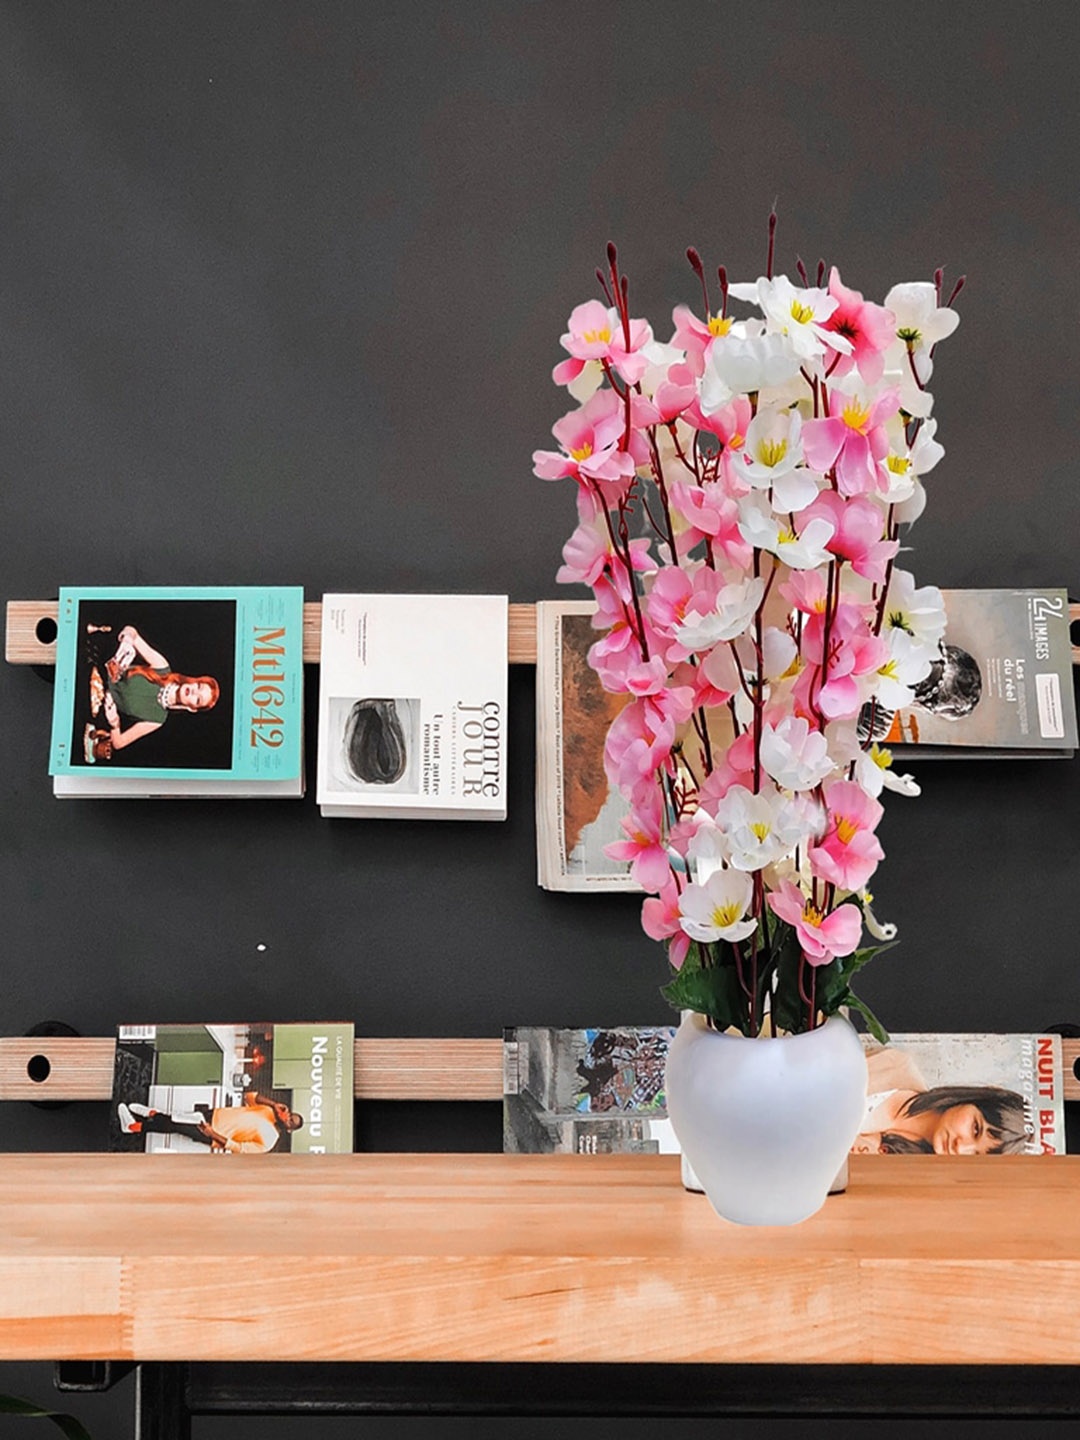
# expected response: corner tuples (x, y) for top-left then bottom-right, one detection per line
(534, 224), (962, 1038)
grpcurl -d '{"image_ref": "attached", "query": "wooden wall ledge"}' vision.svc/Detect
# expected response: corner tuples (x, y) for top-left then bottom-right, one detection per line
(0, 1035), (505, 1103)
(5, 601), (539, 666)
(1, 1034), (1078, 1104)
(8, 599), (1080, 668)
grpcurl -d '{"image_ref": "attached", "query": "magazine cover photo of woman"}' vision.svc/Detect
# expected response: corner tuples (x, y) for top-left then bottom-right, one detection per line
(74, 597), (236, 769)
(854, 1043), (1029, 1155)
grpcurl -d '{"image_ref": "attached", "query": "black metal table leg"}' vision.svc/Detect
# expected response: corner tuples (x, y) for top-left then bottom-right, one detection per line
(135, 1363), (190, 1440)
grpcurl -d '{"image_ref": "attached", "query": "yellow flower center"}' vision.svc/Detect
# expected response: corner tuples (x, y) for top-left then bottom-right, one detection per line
(708, 314), (734, 337)
(750, 821), (772, 843)
(569, 442), (593, 462)
(835, 816), (859, 845)
(877, 660), (899, 681)
(582, 327), (611, 345)
(727, 432), (745, 450)
(789, 299), (815, 325)
(886, 453), (911, 474)
(841, 400), (872, 433)
(711, 902), (743, 929)
(777, 526), (799, 545)
(756, 438), (788, 468)
(870, 744), (893, 771)
(802, 902), (824, 928)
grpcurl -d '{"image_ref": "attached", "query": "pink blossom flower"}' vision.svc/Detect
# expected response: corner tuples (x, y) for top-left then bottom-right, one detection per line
(801, 386), (901, 496)
(642, 878), (691, 969)
(667, 482), (752, 569)
(603, 690), (693, 805)
(684, 395), (753, 493)
(605, 787), (673, 891)
(820, 268), (896, 386)
(559, 299), (654, 385)
(556, 518), (652, 592)
(767, 879), (863, 965)
(801, 492), (899, 585)
(794, 607), (888, 722)
(809, 780), (885, 892)
(671, 304), (735, 377)
(697, 728), (757, 811)
(648, 362), (698, 424)
(532, 388), (635, 490)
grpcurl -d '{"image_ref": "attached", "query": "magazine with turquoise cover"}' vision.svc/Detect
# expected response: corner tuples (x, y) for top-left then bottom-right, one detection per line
(49, 586), (304, 786)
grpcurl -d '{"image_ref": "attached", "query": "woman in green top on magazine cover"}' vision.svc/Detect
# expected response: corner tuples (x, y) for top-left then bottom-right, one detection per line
(84, 622), (220, 761)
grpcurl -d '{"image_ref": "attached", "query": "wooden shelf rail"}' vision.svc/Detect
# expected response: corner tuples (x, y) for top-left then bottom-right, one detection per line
(8, 598), (1080, 668)
(1, 1034), (1078, 1104)
(0, 1035), (505, 1103)
(5, 600), (540, 666)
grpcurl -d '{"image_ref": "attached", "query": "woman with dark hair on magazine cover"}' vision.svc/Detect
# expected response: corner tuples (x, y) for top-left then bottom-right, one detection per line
(853, 1044), (1028, 1155)
(82, 622), (220, 762)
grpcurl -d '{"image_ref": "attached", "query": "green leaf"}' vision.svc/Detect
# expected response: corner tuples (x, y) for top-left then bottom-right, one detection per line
(841, 990), (890, 1045)
(767, 922), (805, 1034)
(812, 958), (853, 1019)
(840, 939), (900, 980)
(0, 1395), (93, 1440)
(661, 954), (750, 1035)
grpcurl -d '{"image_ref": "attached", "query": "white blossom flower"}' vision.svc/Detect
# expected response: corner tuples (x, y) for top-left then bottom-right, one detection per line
(679, 868), (758, 944)
(880, 571), (947, 656)
(762, 625), (798, 682)
(881, 283), (959, 420)
(854, 743), (921, 799)
(759, 715), (836, 792)
(714, 784), (809, 872)
(857, 886), (898, 941)
(675, 576), (765, 651)
(686, 812), (726, 884)
(871, 627), (935, 709)
(737, 495), (835, 569)
(729, 274), (853, 363)
(701, 331), (802, 409)
(881, 416), (945, 508)
(741, 407), (821, 512)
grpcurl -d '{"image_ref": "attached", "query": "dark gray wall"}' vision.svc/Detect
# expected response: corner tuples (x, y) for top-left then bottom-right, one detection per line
(2, 1), (1078, 1434)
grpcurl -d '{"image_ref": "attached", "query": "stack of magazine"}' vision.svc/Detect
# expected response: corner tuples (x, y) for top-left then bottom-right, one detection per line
(48, 586), (306, 798)
(316, 593), (508, 821)
(536, 589), (1079, 891)
(503, 1027), (1066, 1159)
(110, 1022), (354, 1154)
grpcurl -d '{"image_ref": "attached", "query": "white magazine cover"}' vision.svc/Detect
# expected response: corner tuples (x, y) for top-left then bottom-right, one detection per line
(317, 594), (507, 820)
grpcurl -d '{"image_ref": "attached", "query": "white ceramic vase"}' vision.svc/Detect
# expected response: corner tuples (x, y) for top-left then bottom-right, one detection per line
(665, 1012), (868, 1226)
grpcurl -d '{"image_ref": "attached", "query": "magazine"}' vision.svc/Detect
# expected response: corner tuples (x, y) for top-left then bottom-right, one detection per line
(49, 586), (305, 797)
(535, 601), (635, 890)
(859, 1031), (1064, 1155)
(536, 589), (1078, 888)
(317, 593), (508, 821)
(504, 1025), (680, 1155)
(503, 1027), (1065, 1161)
(859, 588), (1077, 758)
(110, 1022), (354, 1154)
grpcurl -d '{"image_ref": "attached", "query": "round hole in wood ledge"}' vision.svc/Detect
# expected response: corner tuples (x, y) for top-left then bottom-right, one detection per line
(35, 616), (58, 645)
(26, 1054), (51, 1083)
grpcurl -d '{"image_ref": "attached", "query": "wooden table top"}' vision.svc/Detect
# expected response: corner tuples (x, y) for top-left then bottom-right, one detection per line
(0, 1152), (1076, 1364)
